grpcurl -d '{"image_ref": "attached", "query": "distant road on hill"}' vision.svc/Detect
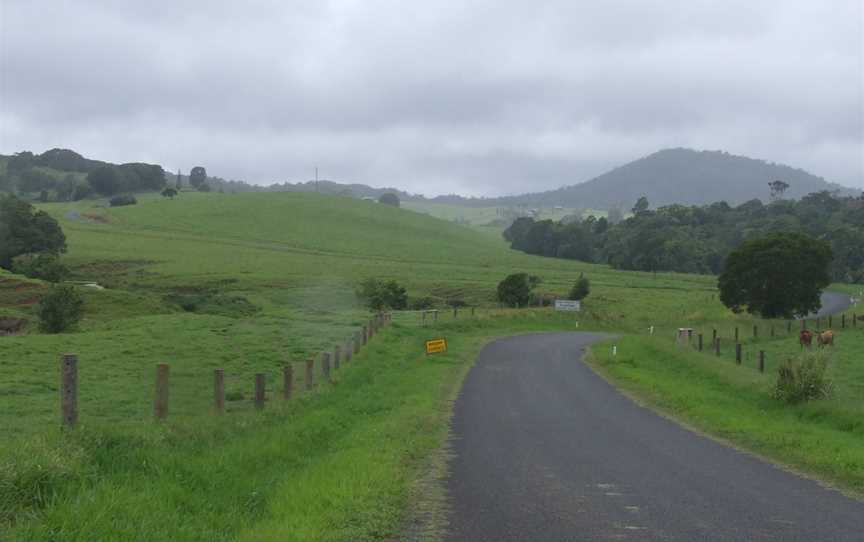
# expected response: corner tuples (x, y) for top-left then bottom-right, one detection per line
(446, 333), (863, 541)
(809, 291), (855, 320)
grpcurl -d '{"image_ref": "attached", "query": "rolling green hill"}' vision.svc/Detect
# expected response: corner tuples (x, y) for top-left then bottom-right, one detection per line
(2, 191), (862, 539)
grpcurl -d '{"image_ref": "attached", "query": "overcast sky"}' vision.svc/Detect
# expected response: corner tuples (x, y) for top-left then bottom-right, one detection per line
(1, 1), (862, 196)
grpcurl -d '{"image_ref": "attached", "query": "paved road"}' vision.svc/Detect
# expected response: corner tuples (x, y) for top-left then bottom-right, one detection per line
(445, 333), (863, 541)
(808, 291), (855, 319)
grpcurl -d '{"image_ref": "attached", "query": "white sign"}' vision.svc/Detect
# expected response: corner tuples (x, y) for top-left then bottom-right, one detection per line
(554, 299), (581, 312)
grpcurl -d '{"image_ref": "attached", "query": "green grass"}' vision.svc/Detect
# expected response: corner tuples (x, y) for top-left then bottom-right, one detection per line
(588, 307), (864, 496)
(401, 200), (605, 227)
(1, 192), (737, 437)
(2, 312), (590, 540)
(2, 190), (861, 538)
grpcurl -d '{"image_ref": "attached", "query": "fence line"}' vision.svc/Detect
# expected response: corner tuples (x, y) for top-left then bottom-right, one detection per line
(57, 312), (394, 427)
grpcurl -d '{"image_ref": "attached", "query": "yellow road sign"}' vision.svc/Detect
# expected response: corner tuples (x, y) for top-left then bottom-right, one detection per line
(425, 338), (447, 355)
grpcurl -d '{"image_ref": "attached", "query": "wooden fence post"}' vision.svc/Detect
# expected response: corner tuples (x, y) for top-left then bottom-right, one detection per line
(735, 343), (742, 365)
(368, 319), (375, 339)
(842, 314), (846, 329)
(214, 368), (225, 414)
(422, 311), (427, 326)
(712, 329), (717, 343)
(305, 358), (314, 390)
(334, 345), (341, 371)
(802, 319), (807, 330)
(715, 337), (721, 356)
(254, 373), (265, 410)
(770, 325), (775, 338)
(434, 310), (438, 323)
(61, 353), (78, 429)
(734, 327), (739, 341)
(759, 351), (765, 373)
(283, 365), (293, 401)
(753, 325), (758, 339)
(453, 307), (458, 318)
(362, 326), (368, 345)
(853, 313), (857, 327)
(787, 320), (792, 333)
(322, 352), (331, 382)
(154, 363), (170, 420)
(698, 333), (703, 352)
(345, 340), (353, 362)
(829, 315), (833, 328)
(355, 331), (362, 353)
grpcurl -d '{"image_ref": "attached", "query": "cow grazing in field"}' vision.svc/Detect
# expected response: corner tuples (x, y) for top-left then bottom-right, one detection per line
(817, 330), (835, 348)
(799, 329), (814, 349)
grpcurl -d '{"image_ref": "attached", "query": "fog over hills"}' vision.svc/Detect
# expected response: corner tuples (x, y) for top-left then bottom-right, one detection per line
(438, 148), (858, 209)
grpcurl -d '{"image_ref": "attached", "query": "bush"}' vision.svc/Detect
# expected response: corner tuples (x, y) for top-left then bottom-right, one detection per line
(37, 285), (84, 333)
(773, 352), (833, 404)
(569, 273), (590, 300)
(11, 253), (70, 283)
(378, 193), (400, 207)
(409, 296), (436, 310)
(109, 194), (137, 207)
(356, 278), (408, 311)
(496, 273), (540, 307)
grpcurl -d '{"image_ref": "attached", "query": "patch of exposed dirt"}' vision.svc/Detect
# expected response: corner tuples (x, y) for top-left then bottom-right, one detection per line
(82, 213), (110, 224)
(0, 317), (27, 336)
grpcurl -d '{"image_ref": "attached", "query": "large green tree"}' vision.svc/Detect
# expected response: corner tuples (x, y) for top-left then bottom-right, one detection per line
(189, 166), (207, 189)
(0, 195), (67, 269)
(718, 232), (831, 318)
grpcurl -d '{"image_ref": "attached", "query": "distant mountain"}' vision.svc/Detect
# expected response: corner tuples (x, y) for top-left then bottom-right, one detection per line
(436, 148), (858, 210)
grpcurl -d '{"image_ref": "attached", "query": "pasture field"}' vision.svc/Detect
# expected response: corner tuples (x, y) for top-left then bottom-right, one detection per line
(401, 200), (604, 227)
(1, 191), (861, 538)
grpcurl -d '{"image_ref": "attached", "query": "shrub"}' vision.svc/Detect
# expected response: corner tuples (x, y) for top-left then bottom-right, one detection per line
(109, 194), (137, 207)
(11, 253), (70, 283)
(409, 296), (436, 310)
(356, 278), (408, 311)
(569, 273), (590, 300)
(378, 193), (400, 207)
(773, 352), (833, 404)
(37, 285), (84, 333)
(496, 273), (540, 307)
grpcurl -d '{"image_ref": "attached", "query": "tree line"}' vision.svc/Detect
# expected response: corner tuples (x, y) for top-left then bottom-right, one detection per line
(504, 191), (864, 283)
(0, 149), (167, 200)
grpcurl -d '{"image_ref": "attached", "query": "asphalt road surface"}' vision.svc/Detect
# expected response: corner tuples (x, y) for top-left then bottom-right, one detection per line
(808, 291), (854, 319)
(445, 333), (863, 541)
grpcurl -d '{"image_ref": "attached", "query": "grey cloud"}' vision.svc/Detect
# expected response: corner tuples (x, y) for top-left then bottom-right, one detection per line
(1, 0), (861, 195)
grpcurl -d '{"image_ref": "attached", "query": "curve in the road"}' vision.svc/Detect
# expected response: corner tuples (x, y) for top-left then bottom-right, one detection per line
(807, 291), (855, 320)
(445, 332), (863, 542)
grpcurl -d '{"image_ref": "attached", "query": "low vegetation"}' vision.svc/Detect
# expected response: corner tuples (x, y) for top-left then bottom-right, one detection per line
(773, 351), (834, 404)
(36, 284), (84, 333)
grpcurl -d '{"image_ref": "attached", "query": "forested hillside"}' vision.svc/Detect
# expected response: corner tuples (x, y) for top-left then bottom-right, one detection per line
(504, 191), (864, 283)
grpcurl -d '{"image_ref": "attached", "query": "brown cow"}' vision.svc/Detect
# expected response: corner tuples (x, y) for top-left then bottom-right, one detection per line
(817, 330), (835, 348)
(799, 329), (814, 349)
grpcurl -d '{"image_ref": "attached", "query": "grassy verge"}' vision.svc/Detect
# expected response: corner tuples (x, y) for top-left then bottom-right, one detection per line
(1, 313), (582, 541)
(588, 331), (864, 497)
